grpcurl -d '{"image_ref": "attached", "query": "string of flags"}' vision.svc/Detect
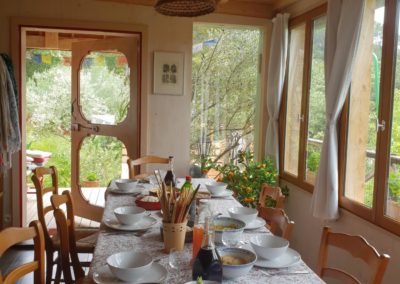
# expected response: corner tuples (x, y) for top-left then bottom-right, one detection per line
(29, 53), (128, 67)
(193, 39), (218, 54)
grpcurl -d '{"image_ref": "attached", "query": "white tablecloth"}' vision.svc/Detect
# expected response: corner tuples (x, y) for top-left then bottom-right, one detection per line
(89, 180), (324, 284)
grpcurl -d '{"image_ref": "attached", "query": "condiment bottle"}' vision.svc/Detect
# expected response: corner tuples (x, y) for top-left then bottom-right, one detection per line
(164, 156), (176, 187)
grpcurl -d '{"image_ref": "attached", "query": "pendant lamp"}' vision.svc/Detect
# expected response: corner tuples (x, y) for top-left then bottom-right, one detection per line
(155, 0), (217, 17)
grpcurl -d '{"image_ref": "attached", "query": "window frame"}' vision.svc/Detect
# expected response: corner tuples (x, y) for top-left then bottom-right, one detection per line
(280, 0), (400, 237)
(279, 4), (327, 193)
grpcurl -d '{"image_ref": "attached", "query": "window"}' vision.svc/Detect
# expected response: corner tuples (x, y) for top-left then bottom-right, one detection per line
(281, 6), (327, 190)
(282, 0), (400, 236)
(190, 24), (262, 169)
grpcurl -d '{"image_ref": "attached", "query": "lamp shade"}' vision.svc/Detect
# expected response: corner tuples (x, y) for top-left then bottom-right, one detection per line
(155, 0), (217, 17)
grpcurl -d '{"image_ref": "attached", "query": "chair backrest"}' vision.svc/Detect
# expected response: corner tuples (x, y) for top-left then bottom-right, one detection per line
(51, 191), (85, 283)
(127, 155), (169, 179)
(317, 227), (390, 284)
(31, 166), (58, 246)
(0, 221), (45, 284)
(258, 184), (285, 209)
(258, 207), (294, 240)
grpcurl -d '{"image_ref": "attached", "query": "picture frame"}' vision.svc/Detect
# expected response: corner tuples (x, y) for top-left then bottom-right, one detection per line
(153, 51), (184, 95)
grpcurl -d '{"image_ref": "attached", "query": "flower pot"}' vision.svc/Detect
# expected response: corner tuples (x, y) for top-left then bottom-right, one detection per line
(162, 221), (187, 252)
(82, 180), (100, 187)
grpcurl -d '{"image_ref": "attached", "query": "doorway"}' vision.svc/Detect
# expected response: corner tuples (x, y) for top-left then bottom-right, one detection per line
(22, 27), (141, 226)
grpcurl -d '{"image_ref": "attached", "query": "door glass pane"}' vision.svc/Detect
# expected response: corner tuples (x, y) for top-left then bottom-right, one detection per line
(386, 5), (400, 221)
(284, 24), (306, 176)
(79, 135), (128, 205)
(80, 51), (130, 125)
(344, 3), (384, 207)
(305, 16), (326, 184)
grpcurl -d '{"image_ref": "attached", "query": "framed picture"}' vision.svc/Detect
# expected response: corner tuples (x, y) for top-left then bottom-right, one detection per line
(153, 51), (184, 95)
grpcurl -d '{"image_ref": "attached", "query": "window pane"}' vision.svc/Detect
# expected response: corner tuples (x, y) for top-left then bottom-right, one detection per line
(386, 7), (400, 222)
(190, 24), (261, 168)
(284, 24), (306, 176)
(80, 51), (130, 125)
(344, 4), (384, 207)
(305, 16), (326, 184)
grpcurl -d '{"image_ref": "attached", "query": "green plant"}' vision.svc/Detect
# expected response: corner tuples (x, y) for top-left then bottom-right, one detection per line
(388, 170), (400, 203)
(86, 172), (98, 182)
(212, 150), (279, 208)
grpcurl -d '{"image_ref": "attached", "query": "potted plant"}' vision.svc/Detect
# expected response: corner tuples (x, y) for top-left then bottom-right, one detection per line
(82, 171), (100, 187)
(210, 151), (282, 208)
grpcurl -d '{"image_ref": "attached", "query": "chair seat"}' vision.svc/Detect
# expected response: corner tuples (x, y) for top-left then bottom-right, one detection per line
(76, 276), (93, 283)
(51, 228), (98, 253)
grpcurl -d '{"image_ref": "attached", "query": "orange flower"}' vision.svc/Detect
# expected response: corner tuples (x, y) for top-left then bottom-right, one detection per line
(228, 171), (234, 178)
(202, 169), (209, 174)
(243, 176), (247, 181)
(245, 187), (251, 193)
(243, 197), (254, 203)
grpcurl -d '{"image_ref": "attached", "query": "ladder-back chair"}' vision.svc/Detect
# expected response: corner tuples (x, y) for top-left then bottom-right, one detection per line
(258, 184), (285, 209)
(127, 155), (169, 179)
(258, 207), (294, 240)
(0, 221), (45, 284)
(317, 227), (390, 284)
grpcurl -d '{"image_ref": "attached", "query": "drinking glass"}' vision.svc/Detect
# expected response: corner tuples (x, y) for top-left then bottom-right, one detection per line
(221, 232), (242, 247)
(169, 248), (189, 270)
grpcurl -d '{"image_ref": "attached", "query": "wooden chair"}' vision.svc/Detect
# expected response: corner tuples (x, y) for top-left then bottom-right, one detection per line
(258, 207), (294, 240)
(51, 191), (92, 284)
(317, 227), (390, 284)
(258, 184), (285, 209)
(127, 155), (169, 179)
(0, 221), (45, 284)
(31, 166), (98, 284)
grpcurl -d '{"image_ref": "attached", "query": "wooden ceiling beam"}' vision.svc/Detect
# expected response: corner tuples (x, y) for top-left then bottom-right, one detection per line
(96, 0), (275, 19)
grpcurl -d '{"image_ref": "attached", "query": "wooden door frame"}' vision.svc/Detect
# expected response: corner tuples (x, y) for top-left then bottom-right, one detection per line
(10, 17), (149, 226)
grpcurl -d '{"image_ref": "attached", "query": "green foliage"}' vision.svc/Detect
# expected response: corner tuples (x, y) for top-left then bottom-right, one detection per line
(388, 170), (400, 203)
(307, 149), (321, 173)
(191, 25), (261, 165)
(86, 172), (98, 181)
(211, 150), (278, 208)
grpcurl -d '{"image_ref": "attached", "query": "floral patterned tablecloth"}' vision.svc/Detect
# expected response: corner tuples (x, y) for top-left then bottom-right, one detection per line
(89, 181), (324, 284)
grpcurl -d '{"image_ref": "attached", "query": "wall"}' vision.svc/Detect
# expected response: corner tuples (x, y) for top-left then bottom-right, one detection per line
(283, 180), (400, 284)
(0, 0), (270, 225)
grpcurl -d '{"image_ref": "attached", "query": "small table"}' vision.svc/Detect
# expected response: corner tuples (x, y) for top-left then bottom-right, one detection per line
(88, 179), (324, 283)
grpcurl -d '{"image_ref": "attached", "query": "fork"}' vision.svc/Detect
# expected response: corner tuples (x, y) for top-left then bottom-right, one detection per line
(259, 269), (310, 276)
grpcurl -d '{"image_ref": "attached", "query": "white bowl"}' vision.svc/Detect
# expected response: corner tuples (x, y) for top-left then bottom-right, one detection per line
(250, 235), (289, 260)
(218, 247), (257, 279)
(213, 217), (245, 244)
(115, 179), (138, 191)
(107, 251), (153, 282)
(228, 207), (258, 225)
(114, 206), (146, 225)
(205, 182), (228, 196)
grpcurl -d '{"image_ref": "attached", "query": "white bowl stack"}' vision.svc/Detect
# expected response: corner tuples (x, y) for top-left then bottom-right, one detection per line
(107, 251), (153, 282)
(250, 235), (289, 260)
(114, 206), (146, 225)
(205, 181), (228, 196)
(228, 207), (258, 225)
(115, 179), (138, 191)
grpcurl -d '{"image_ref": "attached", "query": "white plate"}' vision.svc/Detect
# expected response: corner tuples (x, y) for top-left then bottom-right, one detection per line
(93, 262), (167, 284)
(210, 190), (233, 198)
(104, 216), (157, 231)
(184, 281), (220, 284)
(244, 217), (266, 230)
(254, 248), (301, 268)
(109, 185), (144, 195)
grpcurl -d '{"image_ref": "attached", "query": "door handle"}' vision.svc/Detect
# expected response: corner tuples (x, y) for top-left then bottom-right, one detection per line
(71, 123), (99, 132)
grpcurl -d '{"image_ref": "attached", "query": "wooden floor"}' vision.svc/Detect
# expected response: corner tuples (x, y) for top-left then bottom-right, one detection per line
(26, 186), (107, 228)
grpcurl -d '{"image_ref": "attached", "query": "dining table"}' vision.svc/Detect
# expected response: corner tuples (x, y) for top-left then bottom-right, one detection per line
(88, 178), (325, 284)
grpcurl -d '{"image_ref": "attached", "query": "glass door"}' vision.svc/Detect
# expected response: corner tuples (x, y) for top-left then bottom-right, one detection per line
(71, 37), (140, 221)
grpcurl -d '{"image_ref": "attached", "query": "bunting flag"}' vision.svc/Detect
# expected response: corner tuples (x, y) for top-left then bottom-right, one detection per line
(117, 56), (127, 66)
(41, 55), (52, 65)
(29, 54), (129, 68)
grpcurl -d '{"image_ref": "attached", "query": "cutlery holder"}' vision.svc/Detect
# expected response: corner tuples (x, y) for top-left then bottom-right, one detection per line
(162, 221), (187, 252)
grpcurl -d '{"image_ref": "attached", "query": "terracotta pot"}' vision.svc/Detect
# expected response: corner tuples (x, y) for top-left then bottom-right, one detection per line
(82, 180), (100, 187)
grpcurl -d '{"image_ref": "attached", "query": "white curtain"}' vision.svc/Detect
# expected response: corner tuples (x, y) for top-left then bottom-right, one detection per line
(265, 13), (289, 170)
(312, 0), (365, 220)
